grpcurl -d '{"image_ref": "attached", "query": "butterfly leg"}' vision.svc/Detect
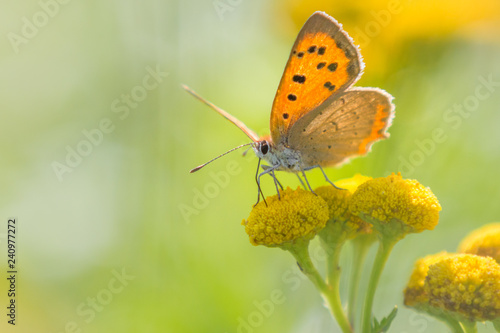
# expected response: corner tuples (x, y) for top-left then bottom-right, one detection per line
(255, 163), (280, 206)
(272, 171), (284, 191)
(317, 165), (344, 190)
(270, 169), (282, 198)
(256, 167), (280, 205)
(296, 173), (307, 190)
(256, 167), (281, 200)
(254, 158), (267, 206)
(301, 170), (316, 195)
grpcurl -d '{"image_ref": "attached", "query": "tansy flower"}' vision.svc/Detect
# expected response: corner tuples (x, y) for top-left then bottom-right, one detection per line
(425, 254), (500, 323)
(315, 174), (372, 240)
(349, 173), (441, 240)
(242, 187), (352, 333)
(458, 223), (500, 263)
(351, 173), (441, 332)
(242, 187), (328, 247)
(404, 252), (452, 308)
(315, 185), (351, 223)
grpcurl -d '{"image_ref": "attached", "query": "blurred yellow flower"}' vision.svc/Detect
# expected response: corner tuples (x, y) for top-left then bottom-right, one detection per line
(334, 174), (373, 194)
(458, 223), (500, 263)
(404, 252), (452, 307)
(242, 187), (328, 247)
(274, 0), (500, 74)
(425, 254), (500, 322)
(349, 173), (441, 238)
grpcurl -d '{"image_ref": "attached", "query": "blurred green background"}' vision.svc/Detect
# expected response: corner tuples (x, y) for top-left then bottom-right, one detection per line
(1, 0), (500, 332)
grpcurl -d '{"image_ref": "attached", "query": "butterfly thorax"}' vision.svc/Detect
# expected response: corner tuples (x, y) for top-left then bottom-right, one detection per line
(254, 139), (304, 172)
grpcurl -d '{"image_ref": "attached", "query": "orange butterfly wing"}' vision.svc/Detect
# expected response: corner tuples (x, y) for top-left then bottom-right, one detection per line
(270, 11), (363, 145)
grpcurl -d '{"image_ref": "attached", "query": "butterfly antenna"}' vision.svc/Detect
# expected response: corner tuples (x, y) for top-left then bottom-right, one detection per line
(182, 84), (260, 142)
(190, 142), (254, 173)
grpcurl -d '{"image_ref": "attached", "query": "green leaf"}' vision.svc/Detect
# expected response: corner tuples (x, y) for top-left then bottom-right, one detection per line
(371, 306), (398, 333)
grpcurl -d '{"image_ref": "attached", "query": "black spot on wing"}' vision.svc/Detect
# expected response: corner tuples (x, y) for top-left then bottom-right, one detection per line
(287, 94), (297, 101)
(324, 82), (336, 91)
(327, 63), (338, 72)
(292, 75), (306, 84)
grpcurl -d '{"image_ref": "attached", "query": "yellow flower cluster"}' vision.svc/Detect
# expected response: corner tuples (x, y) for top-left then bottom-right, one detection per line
(315, 185), (351, 221)
(242, 173), (444, 332)
(349, 173), (441, 237)
(458, 223), (500, 263)
(405, 223), (500, 325)
(404, 252), (500, 322)
(242, 187), (328, 247)
(404, 252), (452, 307)
(425, 254), (500, 322)
(315, 174), (372, 238)
(244, 174), (441, 246)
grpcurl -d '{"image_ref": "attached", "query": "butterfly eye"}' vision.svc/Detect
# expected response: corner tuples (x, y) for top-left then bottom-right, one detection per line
(260, 141), (269, 155)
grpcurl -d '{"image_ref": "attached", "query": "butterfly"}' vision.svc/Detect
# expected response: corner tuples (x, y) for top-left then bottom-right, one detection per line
(185, 11), (394, 203)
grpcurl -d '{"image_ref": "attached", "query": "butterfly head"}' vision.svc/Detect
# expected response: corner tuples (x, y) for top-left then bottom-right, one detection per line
(254, 137), (272, 160)
(253, 136), (304, 172)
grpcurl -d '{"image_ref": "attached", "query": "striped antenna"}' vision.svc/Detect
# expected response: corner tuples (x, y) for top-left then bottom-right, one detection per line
(182, 84), (260, 142)
(190, 142), (254, 173)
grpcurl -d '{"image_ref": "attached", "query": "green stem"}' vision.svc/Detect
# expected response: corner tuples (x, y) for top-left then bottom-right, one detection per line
(460, 320), (477, 333)
(348, 236), (373, 327)
(326, 242), (343, 291)
(361, 238), (396, 333)
(325, 243), (350, 332)
(440, 315), (465, 333)
(287, 244), (353, 333)
(493, 319), (500, 332)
